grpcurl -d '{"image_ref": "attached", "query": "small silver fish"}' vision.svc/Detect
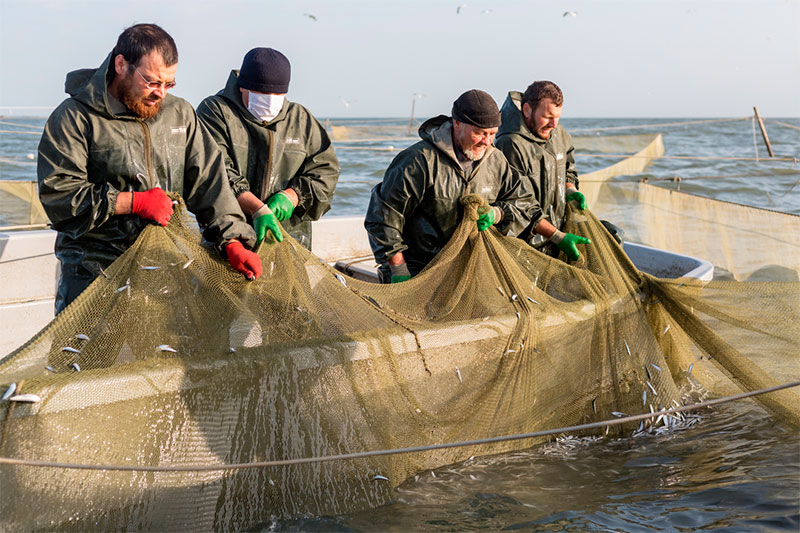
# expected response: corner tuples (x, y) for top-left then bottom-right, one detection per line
(182, 259), (194, 269)
(62, 347), (81, 354)
(526, 296), (541, 305)
(456, 368), (463, 383)
(643, 389), (647, 406)
(592, 398), (597, 414)
(372, 475), (389, 481)
(70, 363), (81, 372)
(336, 274), (347, 287)
(646, 381), (658, 395)
(497, 287), (505, 296)
(431, 471), (436, 478)
(9, 394), (40, 403)
(98, 266), (109, 279)
(651, 363), (662, 372)
(269, 479), (275, 486)
(115, 282), (130, 294)
(76, 334), (90, 341)
(469, 474), (478, 480)
(229, 347), (236, 353)
(269, 262), (275, 276)
(511, 294), (518, 302)
(157, 345), (177, 353)
(2, 383), (17, 400)
(140, 266), (161, 271)
(506, 349), (516, 353)
(662, 324), (670, 335)
(611, 411), (626, 417)
(45, 366), (55, 372)
(515, 311), (521, 319)
(688, 363), (694, 376)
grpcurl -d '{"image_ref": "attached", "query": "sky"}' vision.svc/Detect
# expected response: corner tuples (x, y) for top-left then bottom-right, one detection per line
(1, 0), (798, 118)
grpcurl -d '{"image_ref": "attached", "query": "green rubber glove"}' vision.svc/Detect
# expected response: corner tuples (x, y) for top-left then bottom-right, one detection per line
(552, 230), (591, 261)
(477, 206), (500, 231)
(252, 204), (284, 245)
(566, 189), (587, 210)
(390, 262), (411, 283)
(266, 191), (295, 221)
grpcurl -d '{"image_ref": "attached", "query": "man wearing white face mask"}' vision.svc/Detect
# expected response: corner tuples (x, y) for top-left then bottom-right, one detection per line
(198, 47), (340, 248)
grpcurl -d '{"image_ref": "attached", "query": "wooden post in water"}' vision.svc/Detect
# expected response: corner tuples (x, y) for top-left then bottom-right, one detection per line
(753, 106), (774, 157)
(408, 93), (425, 135)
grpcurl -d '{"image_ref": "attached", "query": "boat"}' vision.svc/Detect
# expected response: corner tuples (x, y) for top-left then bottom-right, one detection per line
(0, 215), (713, 358)
(0, 131), (796, 531)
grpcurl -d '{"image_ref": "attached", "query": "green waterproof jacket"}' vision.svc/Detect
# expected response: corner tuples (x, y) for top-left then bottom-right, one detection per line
(364, 115), (534, 270)
(196, 71), (340, 247)
(38, 53), (256, 311)
(495, 91), (579, 248)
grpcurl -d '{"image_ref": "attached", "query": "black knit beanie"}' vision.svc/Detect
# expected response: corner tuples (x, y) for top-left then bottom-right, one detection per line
(451, 89), (501, 128)
(238, 48), (291, 93)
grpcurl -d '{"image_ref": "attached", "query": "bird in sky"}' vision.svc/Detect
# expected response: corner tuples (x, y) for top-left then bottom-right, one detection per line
(456, 4), (466, 14)
(563, 11), (578, 17)
(303, 13), (317, 21)
(339, 97), (356, 109)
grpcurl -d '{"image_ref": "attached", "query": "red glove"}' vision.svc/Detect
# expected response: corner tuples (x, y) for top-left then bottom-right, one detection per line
(225, 240), (262, 280)
(131, 188), (173, 226)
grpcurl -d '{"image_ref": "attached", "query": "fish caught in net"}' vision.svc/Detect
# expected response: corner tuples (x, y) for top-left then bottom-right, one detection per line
(0, 193), (797, 531)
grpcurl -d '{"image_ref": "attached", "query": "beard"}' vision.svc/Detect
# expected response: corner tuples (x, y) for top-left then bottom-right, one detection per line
(118, 75), (163, 120)
(461, 145), (486, 161)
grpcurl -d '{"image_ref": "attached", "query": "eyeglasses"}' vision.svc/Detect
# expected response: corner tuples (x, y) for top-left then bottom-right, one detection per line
(135, 68), (176, 90)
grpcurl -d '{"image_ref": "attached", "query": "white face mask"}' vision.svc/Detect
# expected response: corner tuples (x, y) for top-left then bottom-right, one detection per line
(247, 92), (285, 122)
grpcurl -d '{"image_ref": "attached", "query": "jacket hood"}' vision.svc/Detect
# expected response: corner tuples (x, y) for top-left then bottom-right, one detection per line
(64, 52), (178, 119)
(417, 114), (496, 167)
(418, 115), (461, 166)
(497, 91), (545, 146)
(64, 53), (116, 118)
(219, 70), (290, 125)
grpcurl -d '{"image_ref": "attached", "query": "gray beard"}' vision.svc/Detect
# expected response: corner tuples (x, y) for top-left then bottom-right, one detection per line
(461, 147), (484, 161)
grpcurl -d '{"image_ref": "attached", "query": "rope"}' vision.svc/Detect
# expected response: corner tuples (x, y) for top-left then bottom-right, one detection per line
(0, 120), (43, 130)
(0, 129), (40, 135)
(576, 153), (798, 163)
(752, 116), (760, 162)
(580, 171), (799, 183)
(0, 380), (796, 472)
(568, 117), (750, 133)
(771, 120), (800, 132)
(332, 136), (416, 144)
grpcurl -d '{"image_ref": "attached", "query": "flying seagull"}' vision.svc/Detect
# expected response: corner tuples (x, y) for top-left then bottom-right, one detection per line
(303, 13), (317, 21)
(563, 11), (577, 17)
(456, 4), (466, 14)
(339, 97), (356, 109)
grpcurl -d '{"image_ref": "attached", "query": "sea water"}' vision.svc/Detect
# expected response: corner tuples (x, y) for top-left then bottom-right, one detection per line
(1, 115), (798, 530)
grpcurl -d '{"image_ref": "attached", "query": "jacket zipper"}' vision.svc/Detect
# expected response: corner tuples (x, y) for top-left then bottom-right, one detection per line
(259, 126), (274, 200)
(137, 120), (155, 188)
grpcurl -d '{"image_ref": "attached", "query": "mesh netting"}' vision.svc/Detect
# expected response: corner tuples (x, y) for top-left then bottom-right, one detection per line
(0, 193), (798, 530)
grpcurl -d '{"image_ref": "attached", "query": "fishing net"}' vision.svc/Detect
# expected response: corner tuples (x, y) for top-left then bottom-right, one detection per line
(0, 191), (797, 531)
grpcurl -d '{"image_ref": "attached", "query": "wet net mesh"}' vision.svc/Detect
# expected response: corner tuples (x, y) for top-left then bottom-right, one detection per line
(0, 191), (798, 530)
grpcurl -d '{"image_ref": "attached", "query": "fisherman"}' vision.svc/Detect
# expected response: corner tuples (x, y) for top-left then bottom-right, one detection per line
(364, 89), (534, 283)
(37, 23), (262, 314)
(197, 47), (340, 249)
(495, 81), (591, 260)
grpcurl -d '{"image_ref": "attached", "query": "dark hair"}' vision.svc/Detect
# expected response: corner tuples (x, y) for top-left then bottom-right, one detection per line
(521, 81), (563, 109)
(111, 23), (178, 67)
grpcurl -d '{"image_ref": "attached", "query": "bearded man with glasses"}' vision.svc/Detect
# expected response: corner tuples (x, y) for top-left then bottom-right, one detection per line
(38, 23), (262, 314)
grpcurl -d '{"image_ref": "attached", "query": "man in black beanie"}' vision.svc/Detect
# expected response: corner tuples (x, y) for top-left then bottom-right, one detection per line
(365, 89), (534, 283)
(198, 47), (339, 249)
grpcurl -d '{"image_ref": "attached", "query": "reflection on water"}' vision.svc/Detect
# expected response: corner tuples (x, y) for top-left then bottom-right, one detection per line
(258, 401), (798, 531)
